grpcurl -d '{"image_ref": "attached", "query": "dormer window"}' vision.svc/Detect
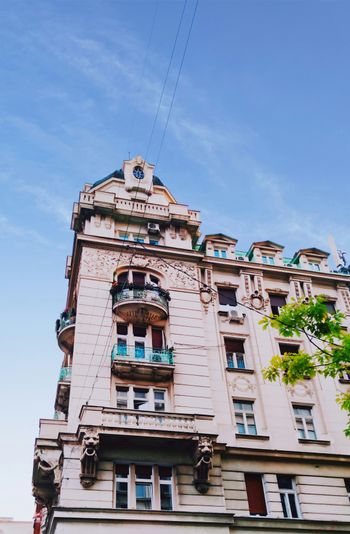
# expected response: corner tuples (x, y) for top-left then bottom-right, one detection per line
(262, 255), (275, 265)
(308, 262), (320, 272)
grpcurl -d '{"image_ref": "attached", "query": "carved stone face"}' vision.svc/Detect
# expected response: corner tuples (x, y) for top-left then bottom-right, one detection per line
(198, 438), (213, 462)
(83, 432), (99, 451)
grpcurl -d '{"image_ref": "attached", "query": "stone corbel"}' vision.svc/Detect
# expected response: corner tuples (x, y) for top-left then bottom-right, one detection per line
(80, 429), (100, 488)
(32, 449), (62, 510)
(193, 436), (213, 494)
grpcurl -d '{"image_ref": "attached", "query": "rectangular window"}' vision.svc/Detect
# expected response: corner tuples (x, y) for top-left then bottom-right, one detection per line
(135, 465), (153, 510)
(245, 473), (267, 516)
(116, 386), (166, 412)
(262, 255), (275, 265)
(293, 405), (317, 440)
(116, 464), (129, 509)
(116, 387), (129, 409)
(234, 400), (257, 435)
(225, 338), (245, 369)
(324, 301), (336, 314)
(119, 233), (129, 241)
(218, 287), (237, 306)
(279, 343), (299, 355)
(149, 239), (159, 246)
(159, 466), (173, 510)
(269, 294), (286, 315)
(115, 465), (173, 511)
(214, 249), (227, 258)
(277, 475), (301, 518)
(308, 262), (320, 271)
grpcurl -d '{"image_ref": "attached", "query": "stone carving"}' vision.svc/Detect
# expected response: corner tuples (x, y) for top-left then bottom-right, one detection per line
(80, 429), (100, 488)
(32, 450), (62, 509)
(193, 436), (213, 494)
(287, 382), (314, 399)
(80, 248), (198, 290)
(231, 376), (255, 393)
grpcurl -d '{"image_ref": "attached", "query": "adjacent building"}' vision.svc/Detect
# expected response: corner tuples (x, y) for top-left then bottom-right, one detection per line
(33, 155), (350, 533)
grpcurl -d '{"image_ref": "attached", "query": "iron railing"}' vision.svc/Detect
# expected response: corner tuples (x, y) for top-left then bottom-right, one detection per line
(56, 309), (76, 335)
(111, 344), (174, 365)
(58, 366), (72, 381)
(111, 284), (170, 312)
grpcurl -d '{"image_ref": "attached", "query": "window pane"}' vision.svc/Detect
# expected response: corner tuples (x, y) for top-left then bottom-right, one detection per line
(277, 475), (293, 490)
(218, 287), (237, 306)
(279, 343), (299, 355)
(325, 301), (336, 314)
(134, 389), (149, 410)
(135, 342), (145, 359)
(116, 387), (128, 409)
(133, 272), (146, 285)
(237, 423), (246, 434)
(115, 464), (129, 477)
(288, 493), (299, 518)
(221, 250), (227, 258)
(133, 325), (147, 337)
(225, 338), (245, 353)
(117, 323), (128, 335)
(117, 271), (128, 285)
(136, 482), (152, 509)
(280, 492), (288, 517)
(159, 466), (172, 480)
(116, 482), (128, 508)
(160, 484), (173, 510)
(214, 249), (219, 257)
(135, 465), (152, 479)
(237, 354), (245, 369)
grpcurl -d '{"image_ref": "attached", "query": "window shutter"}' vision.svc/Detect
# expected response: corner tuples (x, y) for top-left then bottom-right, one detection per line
(152, 328), (163, 349)
(244, 473), (267, 516)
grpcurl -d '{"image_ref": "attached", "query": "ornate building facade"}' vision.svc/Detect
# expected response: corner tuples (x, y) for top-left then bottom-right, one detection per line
(33, 156), (350, 533)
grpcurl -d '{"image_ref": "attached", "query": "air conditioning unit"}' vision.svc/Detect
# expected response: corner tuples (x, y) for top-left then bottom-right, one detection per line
(147, 222), (160, 234)
(228, 309), (245, 324)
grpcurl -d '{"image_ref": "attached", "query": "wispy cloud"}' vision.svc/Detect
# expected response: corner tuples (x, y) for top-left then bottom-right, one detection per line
(0, 215), (52, 247)
(13, 183), (71, 225)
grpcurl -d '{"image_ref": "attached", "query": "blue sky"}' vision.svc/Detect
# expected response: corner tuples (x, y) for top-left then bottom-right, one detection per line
(1, 0), (350, 520)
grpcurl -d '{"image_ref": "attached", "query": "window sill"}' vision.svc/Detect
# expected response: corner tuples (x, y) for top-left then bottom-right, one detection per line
(226, 367), (254, 374)
(235, 433), (270, 441)
(298, 438), (331, 446)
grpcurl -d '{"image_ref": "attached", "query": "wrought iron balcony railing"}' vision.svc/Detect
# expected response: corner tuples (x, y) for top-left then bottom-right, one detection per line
(55, 309), (76, 335)
(111, 284), (170, 309)
(58, 366), (72, 382)
(111, 344), (174, 365)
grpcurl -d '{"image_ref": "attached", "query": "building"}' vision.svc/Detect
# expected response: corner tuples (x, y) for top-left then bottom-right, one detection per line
(0, 518), (32, 534)
(32, 155), (350, 533)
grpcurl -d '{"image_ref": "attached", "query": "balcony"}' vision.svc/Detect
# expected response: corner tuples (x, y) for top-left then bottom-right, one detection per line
(58, 366), (72, 382)
(79, 405), (216, 440)
(111, 283), (170, 324)
(111, 344), (174, 381)
(56, 309), (76, 353)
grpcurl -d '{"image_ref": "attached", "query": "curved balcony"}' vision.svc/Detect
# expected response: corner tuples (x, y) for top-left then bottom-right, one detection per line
(111, 283), (170, 324)
(111, 344), (174, 381)
(56, 309), (76, 353)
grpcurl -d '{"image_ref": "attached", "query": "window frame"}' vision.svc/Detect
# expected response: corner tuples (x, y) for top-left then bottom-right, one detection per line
(115, 464), (174, 511)
(116, 385), (167, 412)
(224, 337), (246, 369)
(277, 475), (301, 519)
(233, 399), (257, 436)
(293, 404), (317, 440)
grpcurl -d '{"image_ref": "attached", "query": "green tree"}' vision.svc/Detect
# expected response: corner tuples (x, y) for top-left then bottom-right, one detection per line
(260, 296), (350, 435)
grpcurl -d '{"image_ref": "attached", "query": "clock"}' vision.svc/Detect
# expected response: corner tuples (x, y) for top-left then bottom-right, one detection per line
(133, 166), (144, 180)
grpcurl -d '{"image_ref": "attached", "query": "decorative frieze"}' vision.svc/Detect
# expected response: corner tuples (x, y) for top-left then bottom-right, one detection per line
(101, 410), (196, 433)
(80, 248), (198, 290)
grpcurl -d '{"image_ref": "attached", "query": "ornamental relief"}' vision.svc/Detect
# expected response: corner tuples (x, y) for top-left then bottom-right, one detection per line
(80, 248), (198, 290)
(229, 375), (255, 393)
(287, 382), (314, 399)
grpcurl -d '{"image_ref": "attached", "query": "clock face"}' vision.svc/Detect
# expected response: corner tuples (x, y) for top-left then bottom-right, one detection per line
(133, 166), (144, 180)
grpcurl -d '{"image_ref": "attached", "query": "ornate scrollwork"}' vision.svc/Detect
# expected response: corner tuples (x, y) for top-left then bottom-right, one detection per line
(193, 436), (213, 494)
(80, 429), (100, 488)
